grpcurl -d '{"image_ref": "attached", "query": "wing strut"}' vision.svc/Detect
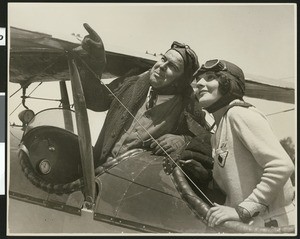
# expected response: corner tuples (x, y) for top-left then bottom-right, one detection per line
(68, 55), (95, 209)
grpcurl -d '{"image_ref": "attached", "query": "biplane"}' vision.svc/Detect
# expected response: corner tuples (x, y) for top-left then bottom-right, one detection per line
(8, 26), (295, 234)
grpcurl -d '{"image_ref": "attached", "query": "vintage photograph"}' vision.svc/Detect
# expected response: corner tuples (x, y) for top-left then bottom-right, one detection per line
(7, 3), (296, 236)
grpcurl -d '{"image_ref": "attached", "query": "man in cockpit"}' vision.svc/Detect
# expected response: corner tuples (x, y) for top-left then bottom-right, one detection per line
(79, 23), (210, 170)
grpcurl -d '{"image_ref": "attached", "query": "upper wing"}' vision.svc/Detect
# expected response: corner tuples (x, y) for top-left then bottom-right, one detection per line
(9, 26), (294, 104)
(245, 79), (294, 104)
(9, 27), (77, 84)
(9, 26), (154, 86)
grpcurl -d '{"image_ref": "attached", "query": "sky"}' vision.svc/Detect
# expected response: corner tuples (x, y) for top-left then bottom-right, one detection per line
(7, 3), (296, 143)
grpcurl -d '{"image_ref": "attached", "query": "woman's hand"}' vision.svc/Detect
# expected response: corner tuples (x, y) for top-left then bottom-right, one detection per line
(206, 203), (241, 227)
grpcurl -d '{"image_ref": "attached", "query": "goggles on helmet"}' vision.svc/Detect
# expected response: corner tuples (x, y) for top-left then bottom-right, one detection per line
(193, 59), (237, 79)
(171, 41), (198, 66)
(193, 59), (245, 93)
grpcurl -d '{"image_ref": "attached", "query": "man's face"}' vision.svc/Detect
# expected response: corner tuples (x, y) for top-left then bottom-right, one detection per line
(193, 72), (222, 108)
(149, 49), (184, 89)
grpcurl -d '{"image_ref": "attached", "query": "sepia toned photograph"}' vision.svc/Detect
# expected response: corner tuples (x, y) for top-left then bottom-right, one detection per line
(7, 3), (296, 236)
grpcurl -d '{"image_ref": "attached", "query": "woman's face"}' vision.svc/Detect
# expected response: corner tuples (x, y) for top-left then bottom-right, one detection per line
(193, 72), (223, 108)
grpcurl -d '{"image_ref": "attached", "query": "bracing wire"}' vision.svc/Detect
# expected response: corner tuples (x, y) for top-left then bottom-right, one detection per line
(9, 82), (29, 98)
(10, 82), (43, 116)
(21, 96), (61, 102)
(266, 108), (295, 117)
(72, 51), (214, 205)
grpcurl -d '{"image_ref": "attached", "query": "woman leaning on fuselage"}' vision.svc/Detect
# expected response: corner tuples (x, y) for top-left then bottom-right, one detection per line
(193, 59), (295, 228)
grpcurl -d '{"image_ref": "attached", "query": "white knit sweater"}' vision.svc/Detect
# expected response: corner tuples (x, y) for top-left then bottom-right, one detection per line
(212, 100), (294, 219)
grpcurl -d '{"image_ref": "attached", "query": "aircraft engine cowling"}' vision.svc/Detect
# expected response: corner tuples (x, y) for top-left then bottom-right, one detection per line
(18, 126), (84, 194)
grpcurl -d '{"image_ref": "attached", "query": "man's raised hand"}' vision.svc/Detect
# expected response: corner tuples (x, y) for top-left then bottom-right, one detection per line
(82, 23), (106, 62)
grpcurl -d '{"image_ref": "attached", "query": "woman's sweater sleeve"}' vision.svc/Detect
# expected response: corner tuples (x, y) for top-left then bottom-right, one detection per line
(228, 107), (294, 216)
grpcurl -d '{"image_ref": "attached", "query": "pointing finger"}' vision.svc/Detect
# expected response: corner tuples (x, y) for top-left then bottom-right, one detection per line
(83, 23), (95, 35)
(83, 23), (100, 41)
